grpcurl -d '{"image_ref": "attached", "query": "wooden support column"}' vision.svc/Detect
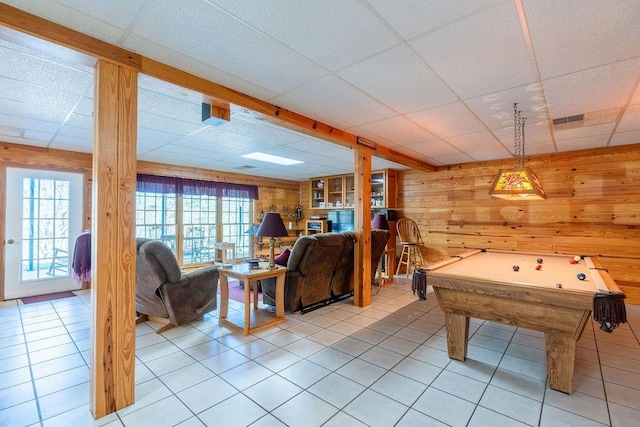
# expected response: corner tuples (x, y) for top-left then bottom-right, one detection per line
(353, 148), (372, 307)
(90, 60), (137, 418)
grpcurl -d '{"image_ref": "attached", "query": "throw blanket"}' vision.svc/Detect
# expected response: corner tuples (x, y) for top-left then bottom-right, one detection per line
(412, 268), (427, 300)
(72, 231), (91, 285)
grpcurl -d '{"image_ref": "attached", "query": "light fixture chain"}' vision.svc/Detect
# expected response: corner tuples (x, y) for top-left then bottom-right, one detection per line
(513, 103), (525, 169)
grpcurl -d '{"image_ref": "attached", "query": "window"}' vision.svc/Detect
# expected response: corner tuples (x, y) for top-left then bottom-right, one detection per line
(135, 174), (257, 266)
(182, 194), (216, 264)
(21, 177), (70, 280)
(221, 196), (252, 259)
(135, 192), (177, 249)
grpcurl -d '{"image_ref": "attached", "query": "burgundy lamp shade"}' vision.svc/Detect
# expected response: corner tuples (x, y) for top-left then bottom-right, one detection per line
(371, 213), (389, 230)
(257, 212), (289, 270)
(257, 212), (289, 238)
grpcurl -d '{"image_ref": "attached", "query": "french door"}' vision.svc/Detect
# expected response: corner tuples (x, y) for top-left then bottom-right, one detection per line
(4, 167), (83, 299)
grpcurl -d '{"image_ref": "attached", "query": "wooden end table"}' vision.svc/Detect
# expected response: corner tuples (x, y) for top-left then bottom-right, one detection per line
(218, 262), (286, 335)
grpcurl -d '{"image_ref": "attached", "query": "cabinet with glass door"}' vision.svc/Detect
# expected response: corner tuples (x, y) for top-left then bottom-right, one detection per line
(310, 178), (326, 209)
(326, 176), (344, 209)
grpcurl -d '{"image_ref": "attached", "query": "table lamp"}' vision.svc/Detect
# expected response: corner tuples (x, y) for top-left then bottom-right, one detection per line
(256, 212), (289, 270)
(371, 213), (389, 230)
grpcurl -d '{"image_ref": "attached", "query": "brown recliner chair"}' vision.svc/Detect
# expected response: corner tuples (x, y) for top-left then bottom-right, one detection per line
(331, 229), (391, 297)
(135, 238), (219, 333)
(262, 232), (357, 313)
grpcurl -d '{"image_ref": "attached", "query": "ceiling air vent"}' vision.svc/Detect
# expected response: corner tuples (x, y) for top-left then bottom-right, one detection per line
(552, 114), (584, 130)
(235, 165), (257, 170)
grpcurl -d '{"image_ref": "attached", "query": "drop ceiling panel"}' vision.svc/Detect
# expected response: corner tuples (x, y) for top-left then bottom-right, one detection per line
(50, 134), (92, 149)
(618, 105), (640, 133)
(48, 142), (92, 153)
(0, 79), (84, 114)
(0, 112), (60, 135)
(468, 147), (511, 161)
(127, 34), (280, 103)
(337, 44), (456, 114)
(431, 153), (475, 165)
(0, 45), (92, 94)
(543, 58), (640, 119)
(209, 0), (402, 71)
(22, 130), (54, 142)
(65, 113), (93, 131)
(282, 75), (397, 127)
(137, 111), (207, 136)
(57, 125), (92, 140)
(410, 1), (536, 99)
(464, 83), (548, 130)
(283, 139), (354, 157)
(407, 102), (486, 138)
(402, 139), (460, 157)
(444, 131), (501, 152)
(269, 95), (356, 131)
(368, 0), (502, 41)
(554, 123), (615, 142)
(1, 0), (639, 180)
(524, 0), (640, 79)
(192, 116), (304, 146)
(0, 97), (69, 124)
(611, 130), (640, 147)
(138, 151), (214, 168)
(138, 88), (202, 124)
(493, 121), (553, 147)
(127, 0), (327, 94)
(355, 116), (438, 146)
(556, 135), (612, 152)
(2, 0), (128, 43)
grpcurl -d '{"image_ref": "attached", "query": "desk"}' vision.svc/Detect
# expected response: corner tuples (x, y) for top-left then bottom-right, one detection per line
(426, 249), (624, 394)
(218, 262), (286, 335)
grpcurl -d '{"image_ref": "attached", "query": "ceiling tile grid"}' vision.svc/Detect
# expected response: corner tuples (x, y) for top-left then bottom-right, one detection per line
(0, 0), (638, 181)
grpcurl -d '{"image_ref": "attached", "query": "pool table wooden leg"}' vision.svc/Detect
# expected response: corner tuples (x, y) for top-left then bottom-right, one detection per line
(545, 332), (576, 394)
(445, 312), (470, 361)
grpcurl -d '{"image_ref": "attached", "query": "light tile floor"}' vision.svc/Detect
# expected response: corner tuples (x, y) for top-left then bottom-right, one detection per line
(1, 279), (639, 427)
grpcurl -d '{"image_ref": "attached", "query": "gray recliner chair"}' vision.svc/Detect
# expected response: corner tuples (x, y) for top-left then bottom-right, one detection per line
(135, 238), (219, 333)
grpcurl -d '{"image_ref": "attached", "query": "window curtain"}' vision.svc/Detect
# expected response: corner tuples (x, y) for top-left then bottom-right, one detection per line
(136, 174), (259, 199)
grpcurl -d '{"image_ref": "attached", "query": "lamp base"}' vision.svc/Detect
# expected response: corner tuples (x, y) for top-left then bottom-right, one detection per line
(268, 237), (276, 270)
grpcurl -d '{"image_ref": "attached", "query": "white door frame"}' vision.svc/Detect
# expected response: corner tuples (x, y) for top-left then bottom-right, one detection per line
(4, 167), (84, 299)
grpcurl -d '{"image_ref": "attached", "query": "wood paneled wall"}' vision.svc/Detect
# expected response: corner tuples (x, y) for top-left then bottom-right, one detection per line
(396, 144), (640, 303)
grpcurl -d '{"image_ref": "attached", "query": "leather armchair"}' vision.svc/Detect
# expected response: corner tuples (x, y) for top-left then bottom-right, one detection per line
(136, 238), (219, 333)
(332, 229), (391, 297)
(262, 232), (356, 313)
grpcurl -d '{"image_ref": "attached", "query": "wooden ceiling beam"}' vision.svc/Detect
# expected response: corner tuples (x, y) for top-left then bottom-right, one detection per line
(0, 3), (435, 173)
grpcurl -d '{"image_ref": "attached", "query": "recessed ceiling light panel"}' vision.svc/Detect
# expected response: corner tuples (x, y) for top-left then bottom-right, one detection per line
(241, 152), (303, 166)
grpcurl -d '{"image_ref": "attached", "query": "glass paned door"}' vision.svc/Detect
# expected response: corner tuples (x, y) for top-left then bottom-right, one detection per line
(4, 168), (83, 299)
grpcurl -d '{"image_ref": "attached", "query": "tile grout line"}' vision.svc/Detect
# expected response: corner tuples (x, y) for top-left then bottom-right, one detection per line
(17, 301), (47, 427)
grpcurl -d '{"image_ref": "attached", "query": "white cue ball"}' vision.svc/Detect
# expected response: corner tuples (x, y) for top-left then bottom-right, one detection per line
(573, 256), (581, 262)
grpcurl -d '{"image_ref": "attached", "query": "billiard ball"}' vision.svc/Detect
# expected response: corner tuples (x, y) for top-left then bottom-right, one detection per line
(577, 273), (586, 281)
(535, 264), (542, 270)
(555, 283), (562, 288)
(537, 258), (543, 264)
(512, 265), (520, 272)
(569, 259), (577, 264)
(574, 256), (581, 262)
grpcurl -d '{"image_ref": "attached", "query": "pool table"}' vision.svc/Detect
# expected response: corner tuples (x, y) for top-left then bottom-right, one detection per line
(426, 249), (624, 394)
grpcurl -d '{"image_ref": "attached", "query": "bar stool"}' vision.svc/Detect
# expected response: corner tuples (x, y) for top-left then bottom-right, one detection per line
(395, 218), (425, 278)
